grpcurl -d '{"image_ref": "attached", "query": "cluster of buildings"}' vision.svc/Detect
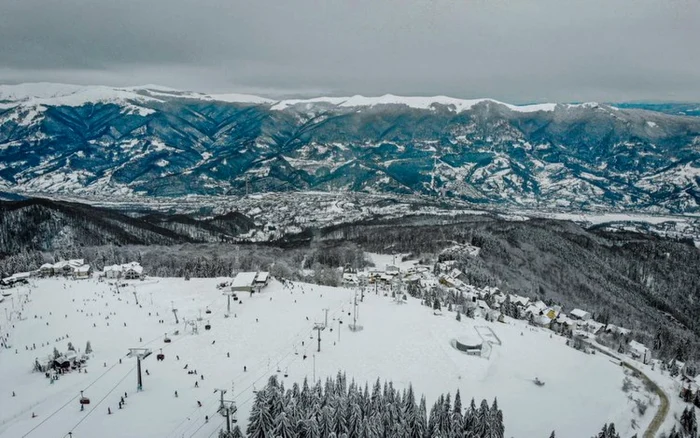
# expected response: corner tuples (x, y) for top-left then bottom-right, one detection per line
(393, 257), (655, 365)
(102, 262), (145, 280)
(1, 260), (147, 288)
(39, 259), (92, 279)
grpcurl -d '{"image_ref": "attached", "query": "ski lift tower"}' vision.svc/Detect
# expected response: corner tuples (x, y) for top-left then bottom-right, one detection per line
(220, 398), (238, 432)
(186, 320), (199, 335)
(171, 301), (179, 324)
(127, 348), (152, 391)
(313, 323), (326, 352)
(392, 275), (405, 305)
(349, 290), (364, 332)
(223, 291), (236, 317)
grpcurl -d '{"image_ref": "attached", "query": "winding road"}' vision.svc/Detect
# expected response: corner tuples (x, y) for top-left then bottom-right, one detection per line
(583, 340), (670, 437)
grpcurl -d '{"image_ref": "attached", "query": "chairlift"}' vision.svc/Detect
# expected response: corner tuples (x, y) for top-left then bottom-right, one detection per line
(79, 390), (90, 405)
(157, 349), (165, 361)
(204, 321), (211, 330)
(164, 333), (171, 343)
(284, 368), (288, 378)
(205, 308), (212, 314)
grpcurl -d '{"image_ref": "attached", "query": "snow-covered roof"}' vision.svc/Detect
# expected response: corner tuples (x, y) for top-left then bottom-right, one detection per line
(582, 320), (604, 332)
(456, 333), (483, 347)
(534, 315), (551, 326)
(255, 272), (269, 283)
(628, 340), (649, 355)
(556, 314), (575, 325)
(231, 272), (258, 288)
(524, 305), (540, 315)
(605, 324), (631, 336)
(40, 263), (54, 269)
(570, 309), (591, 319)
(123, 262), (143, 273)
(75, 265), (91, 273)
(104, 264), (123, 273)
(476, 300), (490, 310)
(533, 300), (547, 311)
(510, 294), (530, 306)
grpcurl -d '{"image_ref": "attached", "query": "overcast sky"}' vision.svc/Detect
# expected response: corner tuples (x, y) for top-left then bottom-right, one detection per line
(1, 0), (699, 103)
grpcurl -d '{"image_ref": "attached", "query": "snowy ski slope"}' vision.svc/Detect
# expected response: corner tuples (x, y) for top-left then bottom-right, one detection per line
(0, 277), (654, 437)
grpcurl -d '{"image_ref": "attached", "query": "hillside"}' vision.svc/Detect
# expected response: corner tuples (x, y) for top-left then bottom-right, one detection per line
(0, 198), (256, 256)
(1, 83), (699, 213)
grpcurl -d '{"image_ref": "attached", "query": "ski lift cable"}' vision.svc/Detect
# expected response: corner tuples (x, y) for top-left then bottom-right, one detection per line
(203, 418), (228, 438)
(62, 366), (136, 437)
(22, 356), (130, 438)
(178, 290), (352, 437)
(227, 300), (348, 404)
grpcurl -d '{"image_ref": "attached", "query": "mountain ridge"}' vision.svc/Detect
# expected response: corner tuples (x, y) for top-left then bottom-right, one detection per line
(1, 83), (699, 213)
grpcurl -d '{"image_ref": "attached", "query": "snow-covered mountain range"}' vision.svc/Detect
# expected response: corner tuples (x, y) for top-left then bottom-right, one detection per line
(1, 83), (699, 213)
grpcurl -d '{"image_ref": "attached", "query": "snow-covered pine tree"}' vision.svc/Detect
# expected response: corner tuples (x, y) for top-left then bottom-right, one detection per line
(451, 390), (463, 432)
(273, 411), (295, 438)
(85, 340), (93, 354)
(456, 311), (462, 321)
(67, 342), (75, 351)
(347, 402), (362, 438)
(307, 416), (322, 438)
(491, 398), (505, 438)
(441, 393), (452, 433)
(473, 399), (490, 437)
(413, 395), (428, 438)
(53, 347), (60, 359)
(230, 425), (243, 438)
(318, 405), (334, 437)
(246, 389), (273, 438)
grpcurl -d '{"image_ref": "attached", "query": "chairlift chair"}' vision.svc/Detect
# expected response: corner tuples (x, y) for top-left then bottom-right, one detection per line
(79, 390), (90, 405)
(204, 321), (211, 330)
(164, 333), (171, 343)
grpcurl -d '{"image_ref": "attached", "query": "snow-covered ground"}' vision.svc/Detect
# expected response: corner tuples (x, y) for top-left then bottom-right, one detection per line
(0, 277), (654, 437)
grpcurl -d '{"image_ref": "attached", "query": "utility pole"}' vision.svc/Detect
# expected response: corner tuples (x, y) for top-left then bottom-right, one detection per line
(322, 308), (329, 329)
(127, 348), (152, 391)
(354, 292), (358, 325)
(313, 354), (316, 382)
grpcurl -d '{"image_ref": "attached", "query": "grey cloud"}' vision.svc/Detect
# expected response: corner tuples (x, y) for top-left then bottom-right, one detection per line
(1, 0), (699, 102)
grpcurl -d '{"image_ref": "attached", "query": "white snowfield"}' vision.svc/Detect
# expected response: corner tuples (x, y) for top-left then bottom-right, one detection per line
(0, 277), (653, 438)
